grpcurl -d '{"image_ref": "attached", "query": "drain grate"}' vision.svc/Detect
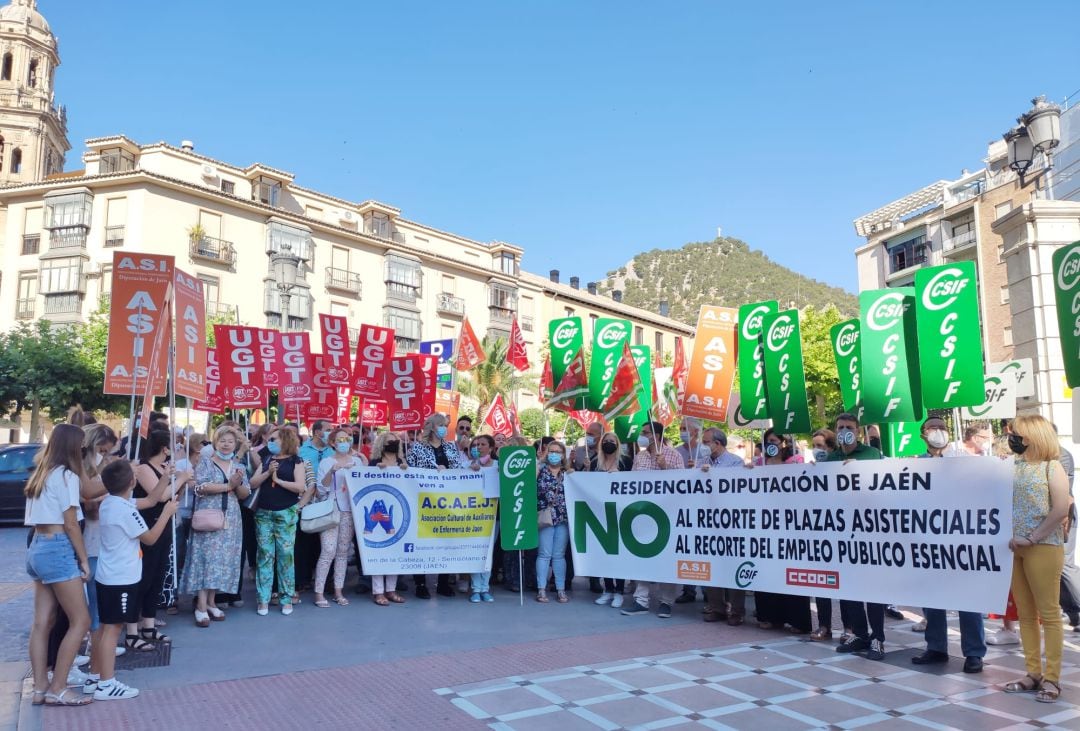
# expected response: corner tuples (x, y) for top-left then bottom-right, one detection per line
(116, 641), (171, 669)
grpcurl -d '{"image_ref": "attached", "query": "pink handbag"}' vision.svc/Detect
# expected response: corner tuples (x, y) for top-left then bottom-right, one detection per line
(191, 491), (228, 532)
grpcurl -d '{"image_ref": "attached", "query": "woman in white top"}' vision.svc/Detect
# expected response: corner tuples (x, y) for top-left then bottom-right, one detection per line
(24, 424), (93, 707)
(313, 428), (366, 608)
(366, 431), (408, 605)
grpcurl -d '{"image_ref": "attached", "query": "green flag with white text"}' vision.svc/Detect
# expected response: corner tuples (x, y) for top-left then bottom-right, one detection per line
(587, 317), (631, 411)
(859, 287), (923, 423)
(881, 421), (926, 457)
(830, 319), (864, 422)
(549, 317), (585, 409)
(915, 262), (984, 407)
(737, 301), (778, 421)
(760, 309), (811, 433)
(615, 345), (652, 442)
(1053, 240), (1080, 387)
(499, 446), (537, 551)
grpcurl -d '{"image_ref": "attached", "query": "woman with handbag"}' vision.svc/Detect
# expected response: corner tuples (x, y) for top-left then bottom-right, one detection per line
(180, 425), (249, 628)
(535, 441), (571, 604)
(364, 432), (409, 606)
(313, 428), (365, 608)
(250, 428), (313, 616)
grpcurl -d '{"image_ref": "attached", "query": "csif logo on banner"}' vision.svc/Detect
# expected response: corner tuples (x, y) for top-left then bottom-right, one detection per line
(596, 321), (627, 349)
(499, 447), (538, 551)
(830, 319), (864, 421)
(760, 309), (811, 432)
(552, 320), (579, 350)
(859, 288), (922, 423)
(1053, 241), (1080, 388)
(737, 301), (778, 421)
(916, 262), (984, 408)
(865, 291), (908, 331)
(588, 318), (630, 411)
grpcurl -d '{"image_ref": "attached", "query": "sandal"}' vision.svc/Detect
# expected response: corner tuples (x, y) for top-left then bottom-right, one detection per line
(557, 591), (569, 603)
(333, 595), (350, 606)
(31, 690), (46, 706)
(45, 688), (92, 706)
(125, 634), (155, 652)
(386, 592), (405, 603)
(373, 594), (390, 606)
(1004, 674), (1042, 693)
(194, 610), (210, 628)
(314, 598), (330, 608)
(1036, 680), (1061, 703)
(809, 627), (833, 641)
(140, 627), (171, 643)
(536, 590), (549, 603)
(207, 607), (226, 622)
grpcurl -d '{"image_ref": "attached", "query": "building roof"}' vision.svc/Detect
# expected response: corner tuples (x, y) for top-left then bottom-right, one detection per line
(852, 180), (948, 238)
(0, 0), (50, 34)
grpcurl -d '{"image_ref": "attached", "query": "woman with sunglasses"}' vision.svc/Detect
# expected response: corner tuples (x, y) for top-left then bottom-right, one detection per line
(314, 428), (366, 608)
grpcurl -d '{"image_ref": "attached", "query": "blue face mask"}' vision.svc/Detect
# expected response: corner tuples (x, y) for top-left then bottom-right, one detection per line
(215, 450), (235, 461)
(435, 425), (448, 439)
(547, 452), (563, 466)
(586, 436), (596, 447)
(266, 441), (281, 456)
(470, 447), (480, 459)
(335, 442), (351, 454)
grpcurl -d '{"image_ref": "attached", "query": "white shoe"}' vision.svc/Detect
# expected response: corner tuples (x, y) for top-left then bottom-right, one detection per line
(94, 679), (140, 700)
(987, 629), (1020, 645)
(115, 646), (126, 657)
(66, 667), (90, 686)
(911, 619), (927, 632)
(74, 654), (90, 667)
(595, 592), (614, 605)
(281, 604), (294, 616)
(611, 594), (625, 609)
(82, 676), (100, 695)
(257, 604), (269, 616)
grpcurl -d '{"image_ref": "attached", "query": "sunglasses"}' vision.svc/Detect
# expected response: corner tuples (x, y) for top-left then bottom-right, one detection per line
(335, 437), (352, 444)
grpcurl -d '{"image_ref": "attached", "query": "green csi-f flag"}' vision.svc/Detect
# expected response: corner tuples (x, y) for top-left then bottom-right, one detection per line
(760, 309), (811, 433)
(1053, 241), (1080, 387)
(915, 262), (984, 407)
(737, 301), (778, 420)
(859, 287), (923, 423)
(587, 317), (631, 411)
(549, 317), (584, 395)
(615, 345), (652, 442)
(881, 421), (926, 457)
(830, 319), (864, 422)
(498, 446), (537, 551)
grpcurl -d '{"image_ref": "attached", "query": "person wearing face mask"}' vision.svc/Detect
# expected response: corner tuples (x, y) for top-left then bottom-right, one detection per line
(675, 417), (704, 468)
(866, 424), (882, 452)
(807, 428), (845, 641)
(314, 429), (367, 608)
(593, 432), (632, 607)
(407, 414), (466, 598)
(466, 435), (499, 603)
(960, 422), (994, 457)
(827, 413), (887, 661)
(361, 432), (409, 605)
(698, 428), (752, 624)
(622, 422), (686, 619)
(572, 422), (604, 472)
(535, 441), (572, 603)
(908, 417), (987, 674)
(295, 421), (334, 598)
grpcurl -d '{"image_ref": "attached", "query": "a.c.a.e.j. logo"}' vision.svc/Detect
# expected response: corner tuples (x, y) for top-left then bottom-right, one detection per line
(352, 484), (410, 549)
(735, 561), (758, 588)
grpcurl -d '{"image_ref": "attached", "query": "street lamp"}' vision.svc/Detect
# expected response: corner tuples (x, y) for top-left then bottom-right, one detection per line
(271, 245), (300, 330)
(1004, 95), (1062, 195)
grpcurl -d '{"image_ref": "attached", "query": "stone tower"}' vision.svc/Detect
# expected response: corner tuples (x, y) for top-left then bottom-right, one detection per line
(0, 0), (68, 184)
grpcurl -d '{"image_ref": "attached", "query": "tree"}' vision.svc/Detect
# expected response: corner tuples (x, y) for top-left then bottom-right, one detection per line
(456, 335), (539, 409)
(800, 304), (846, 432)
(518, 407), (545, 440)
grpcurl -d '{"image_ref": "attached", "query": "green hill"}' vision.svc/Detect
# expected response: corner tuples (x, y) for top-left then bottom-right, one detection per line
(598, 237), (857, 325)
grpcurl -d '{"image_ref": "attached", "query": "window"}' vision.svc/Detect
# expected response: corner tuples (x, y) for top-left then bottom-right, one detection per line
(104, 197), (126, 247)
(589, 313), (599, 336)
(496, 252), (517, 275)
(99, 148), (136, 173)
(564, 307), (575, 319)
(887, 234), (928, 274)
(266, 220), (312, 261)
(634, 326), (644, 346)
(262, 280), (311, 329)
(39, 257), (84, 294)
(1003, 326), (1013, 347)
(15, 271), (35, 319)
(441, 274), (456, 294)
(385, 306), (421, 351)
(252, 176), (281, 206)
(27, 59), (36, 88)
(384, 254), (421, 300)
(45, 191), (93, 229)
(22, 233), (39, 255)
(995, 202), (1013, 219)
(1000, 285), (1010, 305)
(0, 446), (36, 472)
(364, 212), (391, 239)
(655, 331), (664, 355)
(1, 53), (11, 81)
(489, 282), (518, 311)
(220, 180), (235, 195)
(10, 147), (21, 174)
(99, 265), (112, 308)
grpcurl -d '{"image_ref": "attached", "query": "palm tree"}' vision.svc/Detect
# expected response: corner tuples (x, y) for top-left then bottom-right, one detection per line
(456, 335), (538, 406)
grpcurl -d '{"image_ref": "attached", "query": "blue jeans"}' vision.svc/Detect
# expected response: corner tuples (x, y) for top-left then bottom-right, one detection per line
(470, 572), (490, 593)
(535, 523), (569, 591)
(923, 607), (986, 658)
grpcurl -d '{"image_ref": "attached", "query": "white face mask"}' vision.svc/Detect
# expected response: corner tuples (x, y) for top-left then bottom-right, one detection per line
(926, 430), (949, 449)
(93, 452), (104, 467)
(637, 435), (651, 448)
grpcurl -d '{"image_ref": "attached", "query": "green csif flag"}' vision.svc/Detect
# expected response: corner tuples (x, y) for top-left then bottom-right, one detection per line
(830, 319), (864, 422)
(615, 345), (652, 442)
(737, 301), (778, 420)
(549, 317), (586, 410)
(760, 309), (811, 433)
(881, 421), (926, 457)
(859, 287), (923, 423)
(587, 317), (631, 411)
(915, 261), (984, 407)
(499, 446), (537, 551)
(1053, 240), (1080, 387)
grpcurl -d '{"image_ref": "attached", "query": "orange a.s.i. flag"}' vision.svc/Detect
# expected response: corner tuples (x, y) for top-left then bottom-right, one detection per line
(682, 305), (738, 421)
(546, 347), (588, 412)
(539, 355), (554, 403)
(508, 317), (530, 372)
(137, 283), (175, 438)
(172, 268), (207, 402)
(454, 316), (486, 371)
(600, 342), (642, 422)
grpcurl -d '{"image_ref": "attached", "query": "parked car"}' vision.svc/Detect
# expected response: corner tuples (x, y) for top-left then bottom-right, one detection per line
(0, 443), (42, 524)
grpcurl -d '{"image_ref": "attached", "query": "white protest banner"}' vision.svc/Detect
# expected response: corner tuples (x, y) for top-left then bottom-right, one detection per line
(962, 372), (1017, 420)
(565, 457), (1013, 613)
(991, 358), (1035, 399)
(345, 467), (499, 575)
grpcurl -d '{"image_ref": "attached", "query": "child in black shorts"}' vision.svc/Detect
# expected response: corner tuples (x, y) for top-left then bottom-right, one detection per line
(86, 460), (177, 700)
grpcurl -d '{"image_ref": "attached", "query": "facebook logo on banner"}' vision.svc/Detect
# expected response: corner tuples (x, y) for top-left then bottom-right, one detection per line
(420, 339), (455, 390)
(404, 543), (415, 553)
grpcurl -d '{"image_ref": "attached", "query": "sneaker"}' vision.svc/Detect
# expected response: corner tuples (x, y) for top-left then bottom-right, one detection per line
(621, 602), (650, 616)
(82, 676), (100, 695)
(987, 629), (1020, 645)
(595, 592), (614, 606)
(94, 679), (140, 700)
(658, 602), (673, 618)
(885, 605), (905, 620)
(481, 592), (495, 603)
(836, 636), (869, 654)
(74, 654), (90, 668)
(865, 639), (885, 661)
(611, 594), (625, 609)
(675, 591), (696, 604)
(911, 619), (927, 632)
(115, 646), (126, 657)
(281, 604), (294, 616)
(469, 592), (482, 603)
(66, 667), (90, 686)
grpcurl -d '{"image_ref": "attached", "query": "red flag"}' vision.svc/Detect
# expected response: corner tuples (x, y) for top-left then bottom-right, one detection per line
(547, 348), (588, 412)
(353, 324), (395, 399)
(506, 399), (522, 434)
(417, 353), (438, 421)
(508, 317), (530, 372)
(335, 386), (352, 424)
(601, 343), (642, 421)
(673, 336), (689, 413)
(303, 354), (337, 424)
(360, 400), (389, 427)
(193, 347), (225, 414)
(318, 314), (351, 386)
(216, 324), (266, 409)
(539, 355), (554, 403)
(454, 317), (486, 371)
(387, 356), (425, 431)
(569, 409), (606, 432)
(482, 394), (514, 437)
(275, 331), (314, 407)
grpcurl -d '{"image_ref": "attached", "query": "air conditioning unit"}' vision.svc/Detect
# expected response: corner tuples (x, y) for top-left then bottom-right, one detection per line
(200, 164), (217, 180)
(340, 210), (356, 223)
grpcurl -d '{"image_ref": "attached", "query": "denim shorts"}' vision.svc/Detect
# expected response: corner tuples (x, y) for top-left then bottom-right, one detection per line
(26, 532), (82, 585)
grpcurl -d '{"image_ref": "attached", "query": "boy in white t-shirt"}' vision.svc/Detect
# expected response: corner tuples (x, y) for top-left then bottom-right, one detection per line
(86, 460), (177, 700)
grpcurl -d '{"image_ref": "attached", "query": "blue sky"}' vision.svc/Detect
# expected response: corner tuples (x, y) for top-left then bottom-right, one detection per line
(49, 0), (1079, 293)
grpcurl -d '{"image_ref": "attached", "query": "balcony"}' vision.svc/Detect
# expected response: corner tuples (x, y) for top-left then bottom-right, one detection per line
(386, 281), (419, 303)
(42, 293), (82, 315)
(489, 306), (514, 325)
(21, 234), (39, 255)
(521, 315), (534, 332)
(348, 327), (360, 347)
(436, 292), (465, 317)
(48, 225), (88, 250)
(205, 301), (237, 321)
(104, 225), (125, 248)
(943, 229), (977, 256)
(15, 297), (34, 319)
(394, 336), (418, 355)
(325, 267), (362, 296)
(190, 236), (237, 267)
(363, 221), (406, 244)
